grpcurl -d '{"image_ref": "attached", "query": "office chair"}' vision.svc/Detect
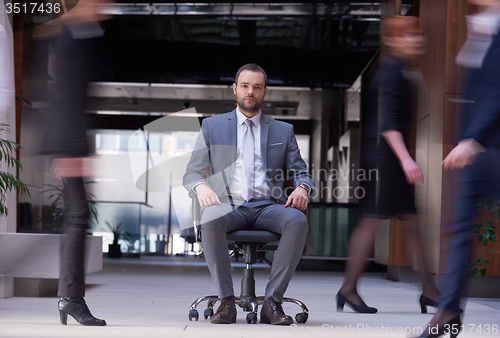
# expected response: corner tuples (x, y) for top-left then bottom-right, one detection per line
(187, 197), (309, 324)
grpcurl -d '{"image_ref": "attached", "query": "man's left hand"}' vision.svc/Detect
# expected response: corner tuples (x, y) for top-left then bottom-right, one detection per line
(284, 186), (309, 211)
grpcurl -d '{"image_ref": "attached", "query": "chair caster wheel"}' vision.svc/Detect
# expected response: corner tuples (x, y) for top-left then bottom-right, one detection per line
(295, 312), (308, 323)
(246, 312), (257, 324)
(204, 308), (214, 319)
(189, 309), (199, 321)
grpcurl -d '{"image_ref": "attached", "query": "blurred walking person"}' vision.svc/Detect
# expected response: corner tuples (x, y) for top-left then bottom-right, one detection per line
(337, 16), (438, 314)
(418, 1), (500, 337)
(41, 0), (109, 326)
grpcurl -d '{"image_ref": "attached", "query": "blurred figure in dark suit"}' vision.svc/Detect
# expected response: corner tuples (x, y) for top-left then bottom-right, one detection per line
(337, 16), (438, 314)
(41, 0), (108, 326)
(419, 1), (500, 337)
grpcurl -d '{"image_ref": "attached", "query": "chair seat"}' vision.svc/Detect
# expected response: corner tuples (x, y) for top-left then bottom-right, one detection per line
(226, 230), (280, 243)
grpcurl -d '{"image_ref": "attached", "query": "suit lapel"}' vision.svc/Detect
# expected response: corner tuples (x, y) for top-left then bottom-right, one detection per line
(227, 109), (237, 165)
(260, 114), (269, 170)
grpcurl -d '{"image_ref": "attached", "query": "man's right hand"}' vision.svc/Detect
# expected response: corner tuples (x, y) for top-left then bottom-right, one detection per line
(195, 184), (222, 208)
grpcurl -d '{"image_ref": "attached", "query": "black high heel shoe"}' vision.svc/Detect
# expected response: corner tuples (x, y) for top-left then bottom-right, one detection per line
(420, 294), (463, 315)
(420, 294), (439, 314)
(336, 292), (378, 314)
(58, 297), (107, 326)
(418, 316), (461, 338)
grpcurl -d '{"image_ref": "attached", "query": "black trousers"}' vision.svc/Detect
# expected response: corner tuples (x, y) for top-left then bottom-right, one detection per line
(58, 177), (90, 298)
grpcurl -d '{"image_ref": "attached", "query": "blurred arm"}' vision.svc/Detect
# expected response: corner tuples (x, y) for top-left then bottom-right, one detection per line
(380, 59), (422, 185)
(382, 130), (423, 185)
(284, 124), (314, 210)
(182, 120), (220, 207)
(443, 37), (500, 170)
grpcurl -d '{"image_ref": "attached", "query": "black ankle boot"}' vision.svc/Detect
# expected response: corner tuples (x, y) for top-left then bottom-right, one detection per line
(58, 297), (107, 326)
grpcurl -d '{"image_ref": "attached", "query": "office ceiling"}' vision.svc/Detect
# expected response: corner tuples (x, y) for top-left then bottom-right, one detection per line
(93, 2), (395, 88)
(86, 82), (323, 119)
(83, 2), (412, 119)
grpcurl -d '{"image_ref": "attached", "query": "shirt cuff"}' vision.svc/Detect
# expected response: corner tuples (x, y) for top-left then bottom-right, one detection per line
(459, 139), (486, 155)
(191, 182), (209, 194)
(296, 183), (311, 195)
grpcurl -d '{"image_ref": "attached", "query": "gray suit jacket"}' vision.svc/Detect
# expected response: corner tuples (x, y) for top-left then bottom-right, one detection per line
(183, 109), (314, 204)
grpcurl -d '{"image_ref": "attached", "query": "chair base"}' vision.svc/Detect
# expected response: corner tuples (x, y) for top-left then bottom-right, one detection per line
(188, 295), (309, 324)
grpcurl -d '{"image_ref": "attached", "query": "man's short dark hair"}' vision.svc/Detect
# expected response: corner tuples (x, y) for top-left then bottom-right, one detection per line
(235, 63), (267, 86)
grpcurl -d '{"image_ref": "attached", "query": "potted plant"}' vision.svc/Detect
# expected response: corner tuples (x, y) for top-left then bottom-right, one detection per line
(124, 237), (140, 258)
(103, 221), (131, 258)
(39, 180), (98, 232)
(0, 124), (30, 216)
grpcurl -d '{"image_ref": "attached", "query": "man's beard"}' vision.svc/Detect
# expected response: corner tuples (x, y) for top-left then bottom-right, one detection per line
(238, 96), (261, 113)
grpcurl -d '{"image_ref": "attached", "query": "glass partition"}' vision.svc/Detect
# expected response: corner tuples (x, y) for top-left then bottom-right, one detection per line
(305, 202), (359, 258)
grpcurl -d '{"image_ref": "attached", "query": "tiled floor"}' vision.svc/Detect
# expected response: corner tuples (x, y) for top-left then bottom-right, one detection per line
(0, 256), (499, 338)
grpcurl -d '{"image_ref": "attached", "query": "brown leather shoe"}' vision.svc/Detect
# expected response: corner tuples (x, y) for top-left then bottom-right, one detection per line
(210, 298), (237, 324)
(260, 299), (293, 325)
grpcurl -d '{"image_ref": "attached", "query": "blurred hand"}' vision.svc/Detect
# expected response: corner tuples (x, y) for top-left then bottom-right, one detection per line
(442, 143), (476, 170)
(195, 184), (221, 208)
(51, 157), (95, 177)
(400, 158), (423, 185)
(284, 186), (309, 211)
(62, 0), (112, 23)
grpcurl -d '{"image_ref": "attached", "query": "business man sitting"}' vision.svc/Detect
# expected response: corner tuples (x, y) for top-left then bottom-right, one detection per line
(183, 63), (314, 325)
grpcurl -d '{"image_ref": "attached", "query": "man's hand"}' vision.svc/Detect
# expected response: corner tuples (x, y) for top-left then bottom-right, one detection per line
(195, 184), (221, 208)
(442, 143), (476, 170)
(51, 157), (95, 177)
(400, 158), (423, 185)
(284, 186), (309, 211)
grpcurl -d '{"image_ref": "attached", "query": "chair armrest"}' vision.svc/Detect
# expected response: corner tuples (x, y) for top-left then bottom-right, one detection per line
(191, 197), (202, 242)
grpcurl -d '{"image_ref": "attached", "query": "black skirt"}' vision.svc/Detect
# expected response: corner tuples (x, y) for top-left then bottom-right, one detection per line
(358, 138), (417, 219)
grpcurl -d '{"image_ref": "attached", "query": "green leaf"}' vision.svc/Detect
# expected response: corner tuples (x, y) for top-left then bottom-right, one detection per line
(482, 240), (489, 247)
(470, 231), (480, 238)
(477, 235), (484, 244)
(480, 269), (487, 277)
(0, 171), (30, 197)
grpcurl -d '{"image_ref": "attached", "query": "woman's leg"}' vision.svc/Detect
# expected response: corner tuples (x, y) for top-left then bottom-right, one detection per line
(399, 214), (437, 299)
(339, 217), (382, 306)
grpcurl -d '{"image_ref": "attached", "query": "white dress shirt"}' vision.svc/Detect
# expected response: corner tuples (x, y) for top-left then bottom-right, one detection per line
(224, 108), (272, 200)
(456, 7), (500, 69)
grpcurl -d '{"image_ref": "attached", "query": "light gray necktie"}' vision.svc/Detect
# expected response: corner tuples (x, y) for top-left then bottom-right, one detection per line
(243, 119), (255, 201)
